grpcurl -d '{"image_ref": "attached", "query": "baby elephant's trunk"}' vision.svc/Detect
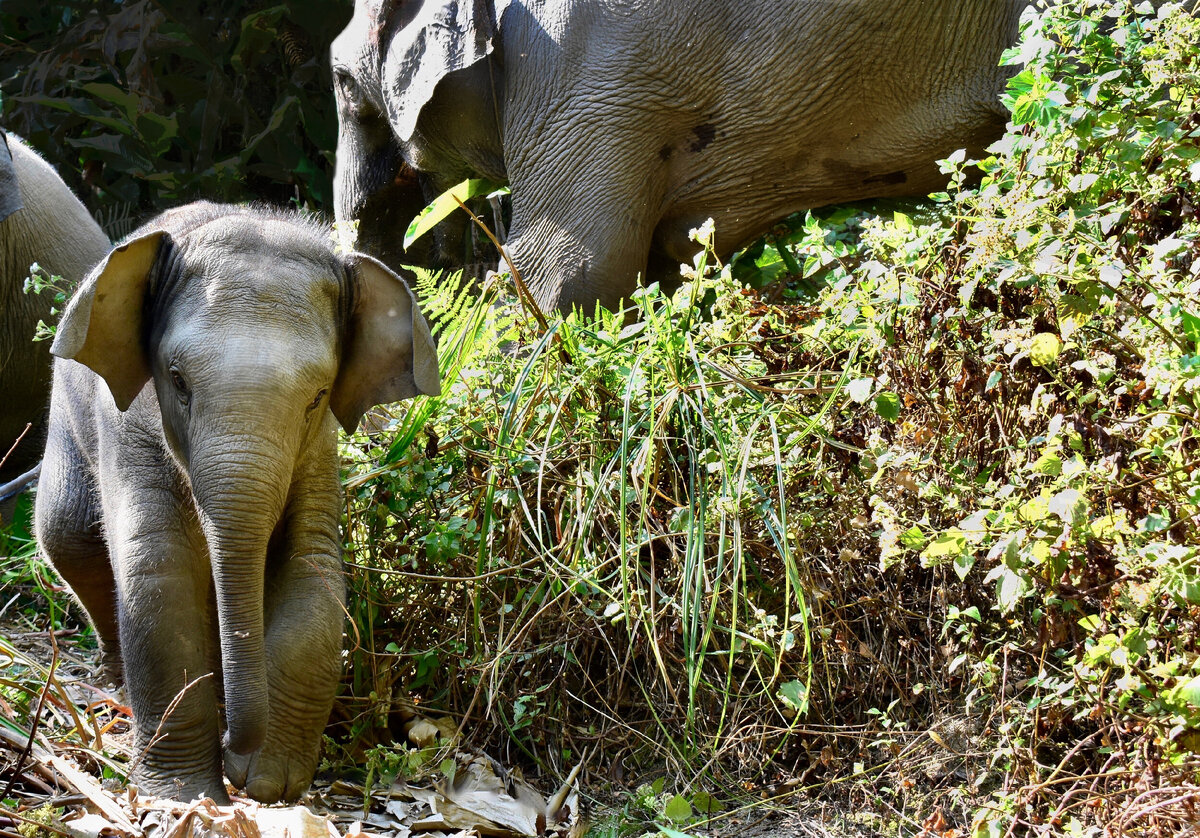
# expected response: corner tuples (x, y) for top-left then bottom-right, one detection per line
(192, 443), (294, 756)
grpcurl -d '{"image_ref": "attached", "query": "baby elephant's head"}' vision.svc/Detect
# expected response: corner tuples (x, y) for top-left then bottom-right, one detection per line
(54, 208), (440, 457)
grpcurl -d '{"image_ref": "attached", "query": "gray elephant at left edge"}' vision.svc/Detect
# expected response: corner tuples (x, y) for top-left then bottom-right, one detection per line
(1, 132), (109, 497)
(35, 202), (440, 803)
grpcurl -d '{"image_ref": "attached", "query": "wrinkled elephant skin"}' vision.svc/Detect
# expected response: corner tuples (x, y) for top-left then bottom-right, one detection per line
(35, 203), (440, 804)
(0, 132), (109, 492)
(332, 0), (1027, 314)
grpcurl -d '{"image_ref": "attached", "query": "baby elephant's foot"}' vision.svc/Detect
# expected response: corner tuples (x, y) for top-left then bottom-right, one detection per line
(224, 734), (321, 803)
(136, 772), (231, 806)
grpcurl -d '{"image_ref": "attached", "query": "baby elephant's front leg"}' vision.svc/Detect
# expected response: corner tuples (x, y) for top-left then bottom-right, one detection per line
(223, 460), (345, 804)
(109, 494), (227, 803)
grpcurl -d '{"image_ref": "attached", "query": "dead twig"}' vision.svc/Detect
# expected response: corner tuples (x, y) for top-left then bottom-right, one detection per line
(1, 621), (59, 801)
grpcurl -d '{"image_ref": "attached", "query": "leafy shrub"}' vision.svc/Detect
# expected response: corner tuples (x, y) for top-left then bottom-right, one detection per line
(336, 1), (1200, 833)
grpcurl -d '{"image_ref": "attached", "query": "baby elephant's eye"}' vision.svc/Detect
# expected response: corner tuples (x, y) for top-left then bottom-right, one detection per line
(308, 388), (329, 412)
(169, 365), (190, 405)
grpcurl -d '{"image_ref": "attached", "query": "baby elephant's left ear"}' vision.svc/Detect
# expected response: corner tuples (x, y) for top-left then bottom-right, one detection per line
(52, 230), (168, 411)
(332, 253), (441, 433)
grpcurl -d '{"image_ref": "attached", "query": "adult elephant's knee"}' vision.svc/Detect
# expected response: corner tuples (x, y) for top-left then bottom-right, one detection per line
(507, 214), (653, 316)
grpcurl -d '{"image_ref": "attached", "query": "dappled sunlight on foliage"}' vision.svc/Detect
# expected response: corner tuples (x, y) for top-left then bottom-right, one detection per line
(4, 1), (1200, 835)
(333, 1), (1200, 833)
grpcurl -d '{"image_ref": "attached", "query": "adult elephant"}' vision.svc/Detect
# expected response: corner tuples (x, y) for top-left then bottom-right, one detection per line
(332, 0), (1028, 314)
(1, 132), (109, 495)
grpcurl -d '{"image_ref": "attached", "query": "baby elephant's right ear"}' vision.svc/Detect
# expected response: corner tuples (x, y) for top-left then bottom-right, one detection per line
(52, 231), (167, 411)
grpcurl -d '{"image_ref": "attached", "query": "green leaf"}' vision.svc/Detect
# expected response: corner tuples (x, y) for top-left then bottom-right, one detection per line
(1032, 452), (1062, 476)
(690, 792), (723, 814)
(997, 567), (1031, 613)
(404, 178), (508, 250)
(900, 526), (926, 550)
(241, 96), (299, 161)
(1173, 674), (1200, 708)
(232, 6), (287, 73)
(662, 795), (693, 823)
(873, 392), (901, 422)
(1181, 309), (1200, 345)
(953, 551), (976, 581)
(1048, 488), (1083, 522)
(923, 531), (967, 562)
(778, 679), (809, 714)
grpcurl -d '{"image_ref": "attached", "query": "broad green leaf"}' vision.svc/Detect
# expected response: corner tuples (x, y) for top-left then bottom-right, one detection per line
(1030, 540), (1052, 566)
(997, 567), (1031, 613)
(873, 392), (901, 421)
(1181, 309), (1200, 345)
(953, 551), (976, 581)
(900, 526), (926, 550)
(923, 531), (967, 562)
(778, 679), (809, 713)
(1032, 452), (1062, 476)
(1018, 497), (1050, 524)
(1173, 673), (1200, 707)
(663, 795), (692, 822)
(690, 792), (723, 814)
(404, 178), (508, 250)
(1048, 488), (1083, 522)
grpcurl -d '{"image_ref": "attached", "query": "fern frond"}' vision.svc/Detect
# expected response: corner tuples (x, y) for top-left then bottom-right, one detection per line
(411, 268), (477, 336)
(94, 203), (137, 241)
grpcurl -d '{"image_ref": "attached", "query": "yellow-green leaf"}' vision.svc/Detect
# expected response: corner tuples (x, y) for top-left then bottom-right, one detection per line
(1029, 332), (1062, 367)
(663, 794), (692, 822)
(404, 177), (508, 250)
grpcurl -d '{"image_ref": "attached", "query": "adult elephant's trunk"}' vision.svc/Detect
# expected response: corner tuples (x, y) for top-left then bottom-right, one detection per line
(191, 436), (294, 756)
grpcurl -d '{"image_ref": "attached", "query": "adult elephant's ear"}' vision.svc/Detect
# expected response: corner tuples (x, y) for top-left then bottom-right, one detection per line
(333, 253), (441, 433)
(52, 231), (167, 411)
(381, 0), (510, 143)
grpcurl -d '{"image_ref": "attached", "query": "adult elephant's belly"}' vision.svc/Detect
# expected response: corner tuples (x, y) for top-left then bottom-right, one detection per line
(649, 99), (1007, 277)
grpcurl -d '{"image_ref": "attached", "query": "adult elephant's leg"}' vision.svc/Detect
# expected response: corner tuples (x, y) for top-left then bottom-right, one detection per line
(223, 436), (345, 804)
(106, 482), (226, 803)
(503, 134), (665, 315)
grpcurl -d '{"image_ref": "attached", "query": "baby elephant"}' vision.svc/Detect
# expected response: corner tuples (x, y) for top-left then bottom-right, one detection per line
(35, 203), (440, 803)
